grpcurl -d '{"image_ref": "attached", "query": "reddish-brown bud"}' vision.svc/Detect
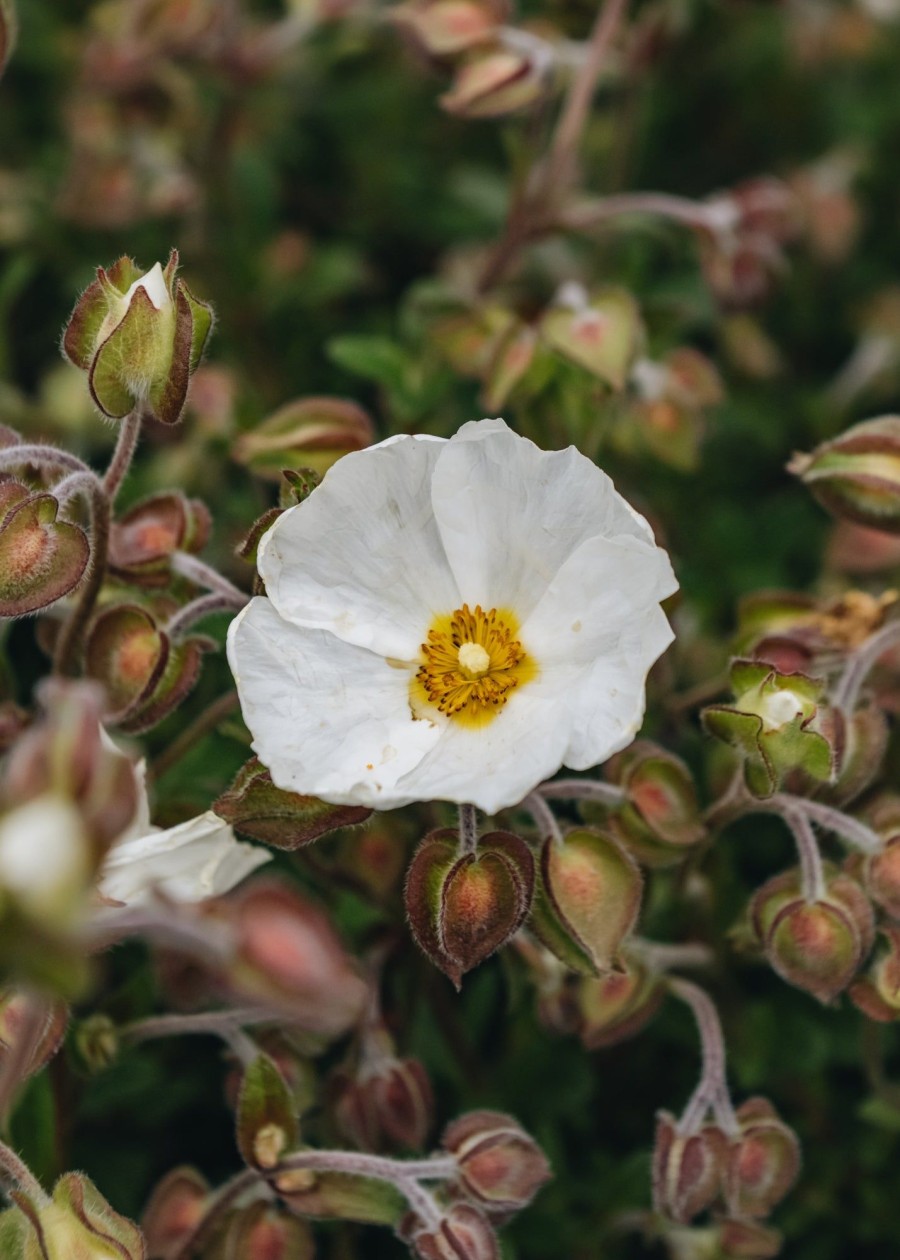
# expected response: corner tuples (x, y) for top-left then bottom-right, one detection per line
(441, 1110), (551, 1213)
(409, 1202), (500, 1260)
(575, 954), (665, 1049)
(84, 602), (209, 733)
(334, 1041), (434, 1152)
(530, 828), (642, 976)
(223, 1203), (315, 1260)
(750, 867), (874, 1002)
(605, 742), (706, 867)
(849, 925), (900, 1021)
(405, 829), (534, 988)
(0, 0), (17, 78)
(108, 492), (211, 586)
(3, 678), (138, 857)
(724, 1098), (800, 1218)
(227, 881), (367, 1035)
(214, 757), (371, 850)
(652, 1112), (728, 1224)
(389, 0), (502, 55)
(0, 990), (68, 1081)
(141, 1167), (210, 1259)
(0, 483), (89, 617)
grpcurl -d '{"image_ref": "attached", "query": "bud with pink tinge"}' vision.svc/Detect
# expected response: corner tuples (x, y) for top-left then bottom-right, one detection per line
(652, 1112), (728, 1224)
(750, 866), (874, 1003)
(789, 416), (900, 535)
(441, 1110), (551, 1213)
(724, 1098), (800, 1218)
(408, 1203), (499, 1260)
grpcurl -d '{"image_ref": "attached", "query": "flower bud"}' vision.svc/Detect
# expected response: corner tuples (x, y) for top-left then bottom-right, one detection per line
(702, 660), (837, 798)
(213, 756), (371, 850)
(441, 1110), (551, 1213)
(333, 1036), (434, 1152)
(62, 250), (213, 426)
(84, 603), (209, 733)
(440, 46), (547, 119)
(750, 867), (874, 1002)
(575, 953), (665, 1049)
(408, 1202), (499, 1260)
(0, 484), (89, 617)
(849, 925), (900, 1021)
(227, 881), (367, 1035)
(605, 742), (706, 867)
(222, 1203), (315, 1260)
(540, 286), (642, 390)
(788, 416), (900, 534)
(860, 827), (900, 918)
(389, 0), (502, 55)
(530, 828), (642, 976)
(0, 990), (68, 1081)
(141, 1168), (210, 1260)
(233, 397), (374, 482)
(7, 1172), (144, 1259)
(71, 1014), (119, 1075)
(716, 1216), (783, 1258)
(724, 1098), (800, 1218)
(405, 829), (534, 988)
(652, 1112), (728, 1224)
(3, 680), (138, 856)
(108, 492), (210, 587)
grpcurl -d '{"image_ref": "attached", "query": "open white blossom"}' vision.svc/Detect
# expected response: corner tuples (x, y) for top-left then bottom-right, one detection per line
(98, 752), (270, 906)
(227, 418), (678, 814)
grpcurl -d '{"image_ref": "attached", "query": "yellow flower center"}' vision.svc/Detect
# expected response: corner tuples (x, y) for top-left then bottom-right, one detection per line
(411, 603), (536, 727)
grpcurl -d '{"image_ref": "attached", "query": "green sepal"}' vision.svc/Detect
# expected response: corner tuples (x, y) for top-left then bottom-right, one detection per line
(540, 288), (642, 390)
(214, 758), (371, 850)
(237, 1054), (299, 1170)
(181, 280), (215, 372)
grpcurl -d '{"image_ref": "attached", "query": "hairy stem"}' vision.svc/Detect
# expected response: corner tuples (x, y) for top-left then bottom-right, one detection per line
(121, 1007), (273, 1046)
(832, 618), (900, 715)
(102, 409), (142, 502)
(668, 977), (739, 1137)
(148, 690), (241, 783)
(782, 805), (827, 903)
(171, 551), (247, 603)
(538, 777), (626, 806)
(769, 793), (882, 856)
(557, 190), (739, 235)
(0, 1139), (50, 1206)
(458, 803), (479, 855)
(165, 593), (242, 640)
(53, 478), (110, 675)
(542, 0), (631, 194)
(523, 790), (564, 845)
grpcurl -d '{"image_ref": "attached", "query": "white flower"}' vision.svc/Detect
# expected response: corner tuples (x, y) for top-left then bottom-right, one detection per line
(227, 418), (678, 814)
(98, 747), (270, 906)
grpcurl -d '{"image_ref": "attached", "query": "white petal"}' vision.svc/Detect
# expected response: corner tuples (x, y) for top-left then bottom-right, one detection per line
(430, 422), (657, 620)
(392, 680), (573, 813)
(521, 534), (676, 769)
(99, 811), (270, 905)
(258, 435), (458, 659)
(227, 597), (441, 807)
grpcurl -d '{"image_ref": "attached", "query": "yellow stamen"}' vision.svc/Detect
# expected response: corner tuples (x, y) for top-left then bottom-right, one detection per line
(411, 604), (536, 728)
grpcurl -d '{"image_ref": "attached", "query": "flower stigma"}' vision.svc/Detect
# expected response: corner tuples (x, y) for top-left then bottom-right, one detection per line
(412, 603), (537, 727)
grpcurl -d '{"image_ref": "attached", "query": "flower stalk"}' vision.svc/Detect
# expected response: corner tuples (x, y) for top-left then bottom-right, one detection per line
(667, 977), (739, 1137)
(0, 1139), (51, 1207)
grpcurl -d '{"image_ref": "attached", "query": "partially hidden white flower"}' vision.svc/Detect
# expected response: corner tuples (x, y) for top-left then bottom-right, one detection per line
(98, 749), (270, 906)
(227, 419), (678, 814)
